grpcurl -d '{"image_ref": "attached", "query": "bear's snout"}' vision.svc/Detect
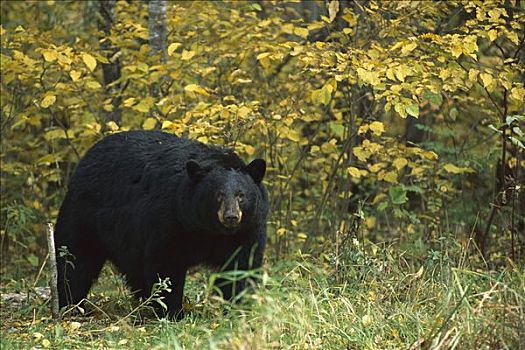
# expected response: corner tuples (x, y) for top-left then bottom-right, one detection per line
(218, 196), (243, 228)
(223, 213), (241, 227)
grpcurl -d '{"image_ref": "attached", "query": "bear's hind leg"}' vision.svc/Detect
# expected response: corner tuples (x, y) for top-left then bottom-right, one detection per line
(57, 250), (106, 309)
(55, 223), (107, 309)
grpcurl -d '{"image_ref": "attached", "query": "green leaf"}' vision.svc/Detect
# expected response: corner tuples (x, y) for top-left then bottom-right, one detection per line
(423, 90), (442, 106)
(406, 104), (419, 118)
(377, 202), (389, 212)
(389, 186), (408, 204)
(329, 121), (344, 137)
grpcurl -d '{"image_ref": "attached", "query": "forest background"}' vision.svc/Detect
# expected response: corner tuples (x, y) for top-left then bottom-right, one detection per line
(1, 1), (524, 349)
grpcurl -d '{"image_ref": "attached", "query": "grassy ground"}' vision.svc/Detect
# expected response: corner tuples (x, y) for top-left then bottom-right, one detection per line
(1, 242), (524, 350)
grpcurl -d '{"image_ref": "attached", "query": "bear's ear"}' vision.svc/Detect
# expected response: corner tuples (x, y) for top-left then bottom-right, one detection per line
(186, 160), (205, 181)
(245, 159), (266, 184)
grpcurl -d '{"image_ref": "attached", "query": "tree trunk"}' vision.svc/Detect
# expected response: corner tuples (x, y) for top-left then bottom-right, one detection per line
(98, 0), (122, 124)
(148, 0), (168, 97)
(148, 0), (167, 63)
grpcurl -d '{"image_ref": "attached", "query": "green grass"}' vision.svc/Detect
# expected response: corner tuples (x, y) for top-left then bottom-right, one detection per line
(1, 244), (524, 350)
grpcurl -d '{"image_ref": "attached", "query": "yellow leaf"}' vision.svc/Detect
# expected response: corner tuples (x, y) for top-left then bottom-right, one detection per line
(487, 29), (498, 42)
(294, 27), (309, 39)
(161, 120), (173, 129)
(368, 163), (385, 173)
(320, 82), (334, 105)
(290, 45), (304, 56)
(297, 232), (308, 240)
(357, 68), (381, 86)
(69, 321), (81, 331)
(181, 50), (196, 61)
(106, 121), (119, 131)
(394, 65), (410, 82)
(133, 97), (155, 113)
(480, 72), (493, 88)
(510, 86), (524, 102)
(167, 42), (182, 56)
(507, 31), (519, 45)
(327, 0), (339, 22)
(462, 36), (478, 59)
(69, 70), (81, 81)
(282, 128), (301, 142)
(443, 163), (462, 173)
(468, 68), (479, 82)
(393, 157), (408, 171)
(41, 94), (56, 108)
(386, 67), (395, 81)
(410, 166), (424, 176)
(244, 144), (256, 155)
(341, 12), (357, 26)
(394, 101), (408, 118)
(353, 146), (370, 162)
(390, 41), (404, 51)
(184, 84), (209, 96)
(365, 216), (376, 229)
(362, 314), (373, 327)
(82, 53), (97, 72)
(33, 332), (44, 339)
(449, 43), (462, 58)
(401, 41), (417, 55)
(372, 193), (386, 205)
(142, 118), (157, 130)
(358, 124), (369, 135)
(383, 171), (398, 183)
(439, 68), (451, 81)
(237, 106), (252, 118)
(310, 89), (322, 105)
(42, 339), (51, 348)
(86, 81), (102, 89)
(123, 97), (136, 107)
(42, 49), (57, 62)
(256, 52), (271, 60)
(422, 151), (438, 160)
(37, 154), (59, 165)
(443, 163), (473, 174)
(282, 23), (294, 35)
(369, 121), (385, 136)
(348, 166), (363, 179)
(362, 140), (382, 153)
(82, 123), (101, 136)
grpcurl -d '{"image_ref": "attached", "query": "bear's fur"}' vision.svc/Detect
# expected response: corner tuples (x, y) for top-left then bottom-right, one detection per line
(54, 130), (268, 319)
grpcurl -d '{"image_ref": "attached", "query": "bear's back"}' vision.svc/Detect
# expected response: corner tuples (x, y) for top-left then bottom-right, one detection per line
(67, 130), (247, 201)
(82, 130), (245, 171)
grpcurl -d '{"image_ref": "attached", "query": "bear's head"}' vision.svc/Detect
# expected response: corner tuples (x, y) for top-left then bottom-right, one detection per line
(185, 159), (266, 235)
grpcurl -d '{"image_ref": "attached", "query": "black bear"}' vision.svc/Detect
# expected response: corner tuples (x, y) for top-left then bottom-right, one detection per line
(54, 130), (268, 319)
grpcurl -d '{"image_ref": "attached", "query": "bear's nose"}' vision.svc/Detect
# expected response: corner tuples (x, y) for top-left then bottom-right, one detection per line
(223, 214), (240, 227)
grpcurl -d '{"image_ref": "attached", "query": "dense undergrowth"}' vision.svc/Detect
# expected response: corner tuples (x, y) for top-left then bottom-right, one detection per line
(1, 239), (523, 350)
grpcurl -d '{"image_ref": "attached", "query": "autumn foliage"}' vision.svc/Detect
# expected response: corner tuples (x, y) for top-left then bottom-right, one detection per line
(1, 0), (524, 271)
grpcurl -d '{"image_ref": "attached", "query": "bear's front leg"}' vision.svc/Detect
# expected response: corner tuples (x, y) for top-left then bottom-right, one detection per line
(144, 263), (187, 320)
(216, 236), (265, 301)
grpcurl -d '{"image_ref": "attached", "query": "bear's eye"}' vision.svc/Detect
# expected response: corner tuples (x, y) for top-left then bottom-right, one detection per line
(216, 191), (224, 202)
(236, 192), (245, 202)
